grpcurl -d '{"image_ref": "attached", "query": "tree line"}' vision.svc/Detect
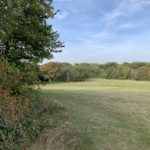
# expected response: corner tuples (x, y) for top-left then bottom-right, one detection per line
(40, 62), (150, 82)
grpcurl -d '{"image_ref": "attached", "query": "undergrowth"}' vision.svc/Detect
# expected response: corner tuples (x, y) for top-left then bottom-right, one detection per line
(0, 58), (67, 150)
(0, 90), (66, 150)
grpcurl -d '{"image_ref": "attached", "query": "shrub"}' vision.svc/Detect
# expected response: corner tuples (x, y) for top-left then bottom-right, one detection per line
(0, 58), (30, 120)
(0, 89), (66, 150)
(0, 58), (38, 149)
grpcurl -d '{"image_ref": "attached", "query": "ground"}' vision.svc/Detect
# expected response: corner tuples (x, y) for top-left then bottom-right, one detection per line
(32, 79), (150, 150)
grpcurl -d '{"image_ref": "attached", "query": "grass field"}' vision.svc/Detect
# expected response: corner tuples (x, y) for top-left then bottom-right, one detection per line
(37, 79), (150, 150)
(40, 78), (150, 92)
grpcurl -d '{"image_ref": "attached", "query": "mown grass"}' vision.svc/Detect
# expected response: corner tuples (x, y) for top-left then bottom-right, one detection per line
(40, 78), (150, 92)
(37, 79), (150, 150)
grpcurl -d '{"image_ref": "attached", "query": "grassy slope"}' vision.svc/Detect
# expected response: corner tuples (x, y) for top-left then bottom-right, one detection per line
(40, 79), (150, 150)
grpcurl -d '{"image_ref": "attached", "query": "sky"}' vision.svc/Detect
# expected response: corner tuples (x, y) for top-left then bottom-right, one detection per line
(46, 0), (150, 64)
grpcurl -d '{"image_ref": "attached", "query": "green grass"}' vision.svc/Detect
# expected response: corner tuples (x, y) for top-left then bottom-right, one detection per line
(38, 79), (150, 150)
(40, 78), (150, 92)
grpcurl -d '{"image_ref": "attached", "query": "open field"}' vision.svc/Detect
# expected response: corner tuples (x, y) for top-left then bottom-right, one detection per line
(40, 78), (150, 92)
(39, 79), (150, 150)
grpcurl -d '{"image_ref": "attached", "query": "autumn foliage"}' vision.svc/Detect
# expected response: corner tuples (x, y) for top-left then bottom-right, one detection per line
(0, 58), (29, 122)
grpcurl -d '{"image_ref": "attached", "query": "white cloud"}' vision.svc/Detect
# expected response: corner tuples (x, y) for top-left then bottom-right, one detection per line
(50, 0), (150, 63)
(102, 0), (150, 31)
(91, 30), (117, 39)
(105, 0), (150, 22)
(117, 22), (136, 29)
(89, 23), (135, 41)
(52, 34), (150, 63)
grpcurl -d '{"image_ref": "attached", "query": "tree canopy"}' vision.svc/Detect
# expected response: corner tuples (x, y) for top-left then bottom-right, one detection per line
(39, 62), (150, 82)
(0, 0), (63, 65)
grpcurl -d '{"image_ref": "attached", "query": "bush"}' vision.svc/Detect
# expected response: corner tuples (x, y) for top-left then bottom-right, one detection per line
(0, 58), (29, 122)
(0, 58), (51, 150)
(0, 88), (66, 150)
(0, 58), (28, 149)
(134, 67), (150, 81)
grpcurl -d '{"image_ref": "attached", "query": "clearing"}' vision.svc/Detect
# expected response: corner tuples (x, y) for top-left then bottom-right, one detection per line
(35, 79), (150, 150)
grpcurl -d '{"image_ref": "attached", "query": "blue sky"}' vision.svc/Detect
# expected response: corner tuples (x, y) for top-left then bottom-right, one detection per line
(47, 0), (150, 63)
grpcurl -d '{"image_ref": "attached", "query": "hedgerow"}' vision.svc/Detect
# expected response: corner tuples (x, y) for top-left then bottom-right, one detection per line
(0, 58), (66, 150)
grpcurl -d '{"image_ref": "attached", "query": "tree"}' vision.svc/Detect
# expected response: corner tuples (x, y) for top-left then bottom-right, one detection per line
(40, 62), (62, 81)
(0, 0), (64, 65)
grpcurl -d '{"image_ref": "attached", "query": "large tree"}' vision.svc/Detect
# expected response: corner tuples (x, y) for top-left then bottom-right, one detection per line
(0, 0), (63, 65)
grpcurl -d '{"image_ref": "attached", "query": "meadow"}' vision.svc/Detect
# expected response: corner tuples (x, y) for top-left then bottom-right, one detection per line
(31, 79), (150, 150)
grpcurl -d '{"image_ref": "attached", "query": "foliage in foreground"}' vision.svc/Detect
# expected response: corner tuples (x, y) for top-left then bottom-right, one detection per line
(0, 89), (66, 150)
(0, 0), (63, 65)
(0, 0), (64, 149)
(0, 59), (66, 150)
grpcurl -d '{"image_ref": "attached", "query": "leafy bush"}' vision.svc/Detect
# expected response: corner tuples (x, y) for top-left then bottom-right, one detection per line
(0, 58), (61, 149)
(0, 58), (29, 149)
(0, 88), (66, 150)
(0, 58), (29, 122)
